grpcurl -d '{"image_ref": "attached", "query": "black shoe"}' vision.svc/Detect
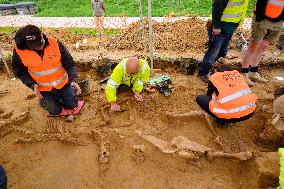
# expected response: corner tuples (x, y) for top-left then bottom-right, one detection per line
(215, 119), (233, 128)
(199, 75), (209, 83)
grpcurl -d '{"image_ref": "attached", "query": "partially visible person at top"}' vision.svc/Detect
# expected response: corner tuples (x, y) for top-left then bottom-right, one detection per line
(91, 0), (105, 36)
(241, 0), (284, 86)
(12, 25), (81, 116)
(0, 165), (7, 189)
(198, 0), (250, 83)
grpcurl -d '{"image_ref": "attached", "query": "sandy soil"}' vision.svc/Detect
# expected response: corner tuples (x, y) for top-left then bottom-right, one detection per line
(0, 18), (283, 189)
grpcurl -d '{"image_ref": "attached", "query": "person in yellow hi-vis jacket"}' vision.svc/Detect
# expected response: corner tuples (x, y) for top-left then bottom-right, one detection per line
(105, 57), (150, 111)
(279, 148), (284, 189)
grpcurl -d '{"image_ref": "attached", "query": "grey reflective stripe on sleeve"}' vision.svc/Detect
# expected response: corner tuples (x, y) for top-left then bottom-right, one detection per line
(31, 66), (63, 76)
(212, 102), (256, 114)
(121, 60), (127, 81)
(218, 88), (252, 104)
(222, 13), (243, 19)
(227, 1), (244, 6)
(269, 0), (284, 6)
(107, 78), (119, 89)
(137, 79), (143, 86)
(141, 62), (148, 74)
(37, 72), (68, 87)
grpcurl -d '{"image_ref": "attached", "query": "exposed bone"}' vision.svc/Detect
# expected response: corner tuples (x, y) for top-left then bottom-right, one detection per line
(11, 111), (30, 126)
(136, 131), (178, 153)
(137, 132), (253, 161)
(171, 136), (211, 154)
(166, 110), (224, 148)
(207, 151), (253, 161)
(176, 150), (199, 160)
(92, 130), (110, 163)
(272, 113), (281, 126)
(166, 110), (204, 119)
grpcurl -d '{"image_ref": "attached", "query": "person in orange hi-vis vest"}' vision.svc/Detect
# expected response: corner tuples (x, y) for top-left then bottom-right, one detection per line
(12, 25), (81, 116)
(241, 0), (284, 86)
(196, 65), (257, 127)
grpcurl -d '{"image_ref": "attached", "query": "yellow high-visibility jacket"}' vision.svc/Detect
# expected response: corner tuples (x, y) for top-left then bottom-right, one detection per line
(221, 0), (250, 25)
(280, 148), (284, 188)
(105, 58), (150, 102)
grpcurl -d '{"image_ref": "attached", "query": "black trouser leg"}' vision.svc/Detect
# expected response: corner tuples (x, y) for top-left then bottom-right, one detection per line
(196, 95), (255, 123)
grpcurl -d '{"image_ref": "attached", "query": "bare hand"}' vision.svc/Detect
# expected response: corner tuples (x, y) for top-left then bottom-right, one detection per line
(213, 29), (221, 35)
(34, 84), (43, 100)
(71, 82), (81, 95)
(134, 92), (143, 102)
(110, 103), (121, 111)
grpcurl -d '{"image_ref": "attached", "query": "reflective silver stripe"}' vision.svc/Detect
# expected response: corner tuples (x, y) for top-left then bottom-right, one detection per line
(31, 66), (63, 76)
(212, 102), (256, 114)
(37, 72), (67, 87)
(227, 1), (244, 6)
(137, 79), (143, 86)
(107, 78), (119, 89)
(222, 13), (243, 19)
(121, 60), (127, 81)
(269, 0), (284, 6)
(218, 88), (252, 104)
(141, 62), (148, 74)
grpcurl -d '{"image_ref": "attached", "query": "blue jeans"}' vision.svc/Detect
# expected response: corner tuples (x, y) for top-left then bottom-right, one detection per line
(199, 29), (236, 76)
(40, 84), (78, 115)
(0, 166), (7, 189)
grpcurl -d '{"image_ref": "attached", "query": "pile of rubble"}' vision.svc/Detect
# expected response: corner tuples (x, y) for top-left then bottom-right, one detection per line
(105, 18), (208, 53)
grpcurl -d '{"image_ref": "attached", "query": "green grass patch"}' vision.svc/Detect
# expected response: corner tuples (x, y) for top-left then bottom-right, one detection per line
(0, 27), (18, 34)
(0, 0), (255, 17)
(68, 28), (120, 36)
(0, 26), (120, 37)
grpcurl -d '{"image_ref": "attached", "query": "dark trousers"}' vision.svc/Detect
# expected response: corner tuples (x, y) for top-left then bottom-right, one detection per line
(0, 166), (7, 189)
(196, 95), (254, 123)
(199, 29), (236, 76)
(40, 84), (78, 115)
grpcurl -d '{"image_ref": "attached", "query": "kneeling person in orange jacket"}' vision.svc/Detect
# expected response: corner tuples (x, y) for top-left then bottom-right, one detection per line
(12, 25), (81, 116)
(196, 66), (257, 126)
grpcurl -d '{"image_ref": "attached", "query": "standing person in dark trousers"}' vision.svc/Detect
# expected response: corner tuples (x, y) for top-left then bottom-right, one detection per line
(198, 0), (250, 83)
(0, 166), (7, 189)
(196, 66), (257, 127)
(12, 25), (81, 116)
(241, 0), (284, 86)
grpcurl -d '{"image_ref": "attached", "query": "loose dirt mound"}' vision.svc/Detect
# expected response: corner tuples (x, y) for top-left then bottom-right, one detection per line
(105, 18), (207, 53)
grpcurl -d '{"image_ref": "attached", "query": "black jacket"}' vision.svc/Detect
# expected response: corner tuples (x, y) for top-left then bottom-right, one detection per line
(12, 34), (78, 90)
(212, 0), (230, 28)
(207, 81), (219, 97)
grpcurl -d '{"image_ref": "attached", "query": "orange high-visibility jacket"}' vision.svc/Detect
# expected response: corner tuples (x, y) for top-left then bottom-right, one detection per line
(265, 0), (284, 19)
(15, 37), (68, 92)
(209, 70), (257, 119)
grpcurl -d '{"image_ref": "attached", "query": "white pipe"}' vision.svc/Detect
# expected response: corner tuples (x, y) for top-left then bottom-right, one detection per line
(138, 0), (147, 60)
(148, 0), (154, 75)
